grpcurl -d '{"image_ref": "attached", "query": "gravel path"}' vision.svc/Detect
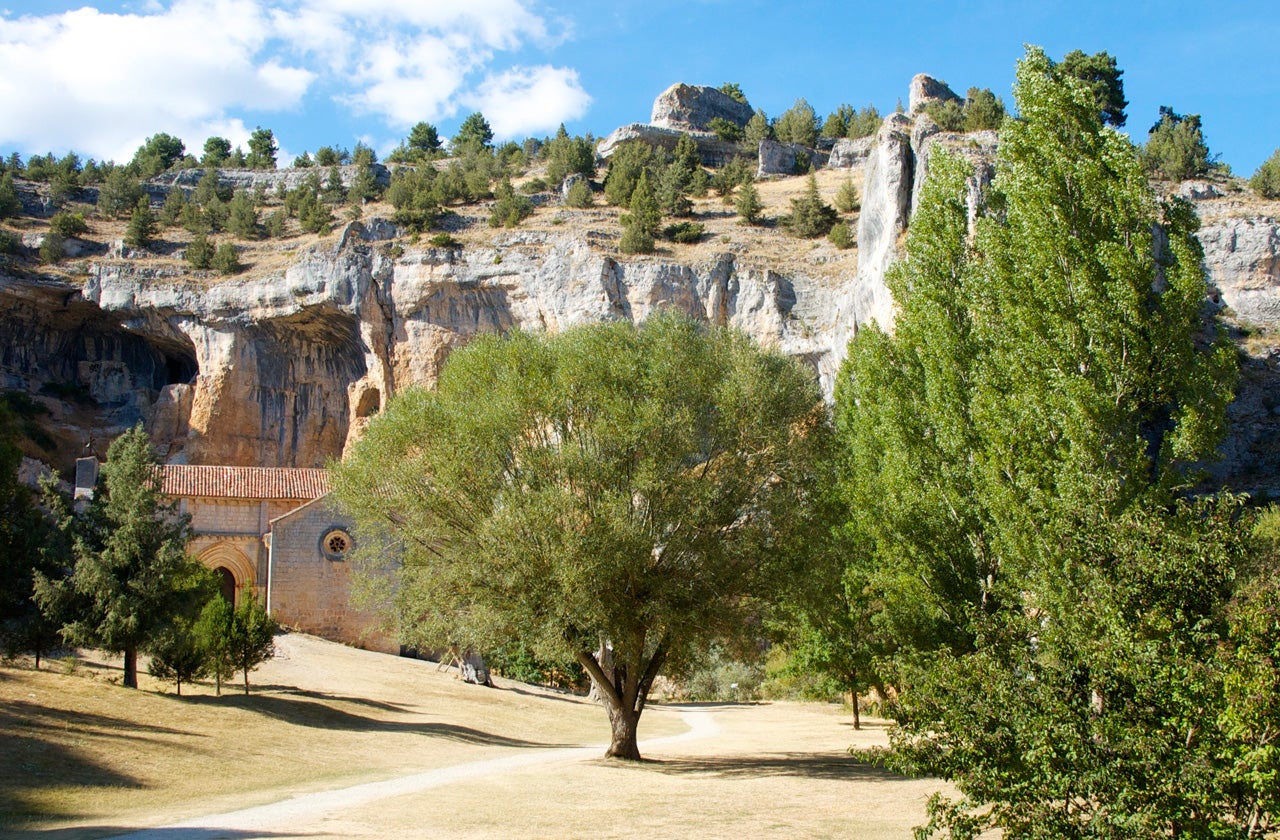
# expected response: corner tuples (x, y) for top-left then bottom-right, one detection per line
(106, 707), (720, 840)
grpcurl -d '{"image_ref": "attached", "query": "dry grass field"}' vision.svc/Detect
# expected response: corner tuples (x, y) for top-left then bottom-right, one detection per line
(1, 633), (949, 839)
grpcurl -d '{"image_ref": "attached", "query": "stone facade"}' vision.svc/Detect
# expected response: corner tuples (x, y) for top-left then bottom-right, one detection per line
(267, 494), (393, 652)
(144, 464), (392, 651)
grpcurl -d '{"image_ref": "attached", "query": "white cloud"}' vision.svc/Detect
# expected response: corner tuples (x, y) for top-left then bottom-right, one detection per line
(0, 1), (310, 161)
(469, 65), (591, 139)
(0, 0), (587, 161)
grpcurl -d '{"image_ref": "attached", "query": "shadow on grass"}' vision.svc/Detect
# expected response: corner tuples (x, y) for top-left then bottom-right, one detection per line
(177, 692), (573, 748)
(3, 827), (312, 840)
(637, 752), (909, 783)
(1, 697), (162, 826)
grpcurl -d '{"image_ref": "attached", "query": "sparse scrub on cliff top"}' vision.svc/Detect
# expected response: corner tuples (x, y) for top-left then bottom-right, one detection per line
(1250, 147), (1280, 199)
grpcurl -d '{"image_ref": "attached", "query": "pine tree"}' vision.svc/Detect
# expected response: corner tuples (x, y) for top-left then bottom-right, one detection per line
(786, 173), (837, 237)
(619, 170), (659, 254)
(228, 591), (277, 695)
(124, 196), (156, 248)
(735, 180), (762, 224)
(226, 191), (259, 239)
(40, 425), (203, 688)
(0, 172), (19, 219)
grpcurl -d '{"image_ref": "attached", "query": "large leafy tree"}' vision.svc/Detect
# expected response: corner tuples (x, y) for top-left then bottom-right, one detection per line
(37, 425), (207, 689)
(837, 47), (1263, 836)
(334, 315), (830, 760)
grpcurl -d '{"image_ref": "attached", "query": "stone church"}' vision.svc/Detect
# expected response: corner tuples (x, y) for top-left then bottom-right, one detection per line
(75, 460), (393, 652)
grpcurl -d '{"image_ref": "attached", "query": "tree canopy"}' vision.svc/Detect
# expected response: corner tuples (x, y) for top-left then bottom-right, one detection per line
(36, 425), (209, 688)
(451, 112), (494, 155)
(1144, 105), (1213, 181)
(1053, 48), (1127, 127)
(334, 314), (831, 760)
(835, 46), (1268, 836)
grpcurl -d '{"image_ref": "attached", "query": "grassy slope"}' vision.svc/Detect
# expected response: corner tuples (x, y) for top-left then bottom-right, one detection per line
(0, 634), (946, 839)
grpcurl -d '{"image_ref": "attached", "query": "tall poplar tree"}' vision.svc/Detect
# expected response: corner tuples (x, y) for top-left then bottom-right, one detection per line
(837, 47), (1267, 836)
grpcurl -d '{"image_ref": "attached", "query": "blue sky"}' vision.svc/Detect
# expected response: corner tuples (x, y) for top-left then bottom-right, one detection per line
(2, 0), (1277, 174)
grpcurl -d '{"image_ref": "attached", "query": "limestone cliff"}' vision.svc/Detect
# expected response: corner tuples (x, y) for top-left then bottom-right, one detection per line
(2, 91), (1278, 496)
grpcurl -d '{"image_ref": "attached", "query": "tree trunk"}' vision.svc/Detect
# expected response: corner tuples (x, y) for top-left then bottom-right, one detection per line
(215, 668), (222, 696)
(605, 700), (642, 761)
(243, 667), (250, 696)
(852, 691), (861, 730)
(124, 645), (138, 688)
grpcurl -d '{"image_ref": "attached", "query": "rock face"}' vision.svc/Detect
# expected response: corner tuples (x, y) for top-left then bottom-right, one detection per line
(5, 84), (1280, 497)
(596, 123), (745, 168)
(1199, 217), (1280, 328)
(650, 83), (754, 132)
(908, 74), (961, 114)
(2, 221), (845, 470)
(756, 140), (830, 177)
(828, 137), (875, 170)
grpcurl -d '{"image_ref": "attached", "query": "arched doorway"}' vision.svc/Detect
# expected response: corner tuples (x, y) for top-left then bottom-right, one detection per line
(215, 566), (236, 604)
(197, 543), (256, 606)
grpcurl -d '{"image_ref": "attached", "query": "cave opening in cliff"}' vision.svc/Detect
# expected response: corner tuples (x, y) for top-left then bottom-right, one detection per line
(162, 350), (197, 387)
(356, 388), (381, 418)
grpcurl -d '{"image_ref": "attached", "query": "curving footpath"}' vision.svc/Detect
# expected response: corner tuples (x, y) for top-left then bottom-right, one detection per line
(106, 707), (720, 840)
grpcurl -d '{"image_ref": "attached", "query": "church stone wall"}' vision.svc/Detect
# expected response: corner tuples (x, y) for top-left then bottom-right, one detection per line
(268, 496), (395, 653)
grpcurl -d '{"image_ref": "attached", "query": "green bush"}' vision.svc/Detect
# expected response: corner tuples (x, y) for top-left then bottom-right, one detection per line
(521, 177), (547, 194)
(429, 232), (459, 248)
(680, 648), (763, 702)
(0, 229), (19, 255)
(185, 233), (213, 269)
(563, 178), (594, 208)
(263, 209), (286, 239)
(1143, 106), (1211, 181)
(49, 211), (89, 238)
(1250, 148), (1280, 199)
(211, 242), (241, 274)
(488, 178), (534, 228)
(706, 117), (745, 142)
(38, 233), (65, 264)
(828, 220), (853, 249)
(664, 221), (705, 244)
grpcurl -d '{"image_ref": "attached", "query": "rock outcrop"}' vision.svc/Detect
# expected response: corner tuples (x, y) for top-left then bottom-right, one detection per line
(1200, 217), (1280, 328)
(5, 74), (1280, 498)
(756, 140), (830, 177)
(595, 123), (745, 168)
(908, 74), (961, 114)
(650, 83), (754, 132)
(2, 220), (846, 470)
(828, 137), (875, 170)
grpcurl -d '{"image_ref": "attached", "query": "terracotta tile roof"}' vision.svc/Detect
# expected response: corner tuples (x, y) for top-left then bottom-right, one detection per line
(159, 465), (332, 501)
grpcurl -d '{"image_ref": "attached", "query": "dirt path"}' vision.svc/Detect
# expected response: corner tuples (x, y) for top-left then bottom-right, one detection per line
(102, 701), (946, 840)
(105, 708), (722, 840)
